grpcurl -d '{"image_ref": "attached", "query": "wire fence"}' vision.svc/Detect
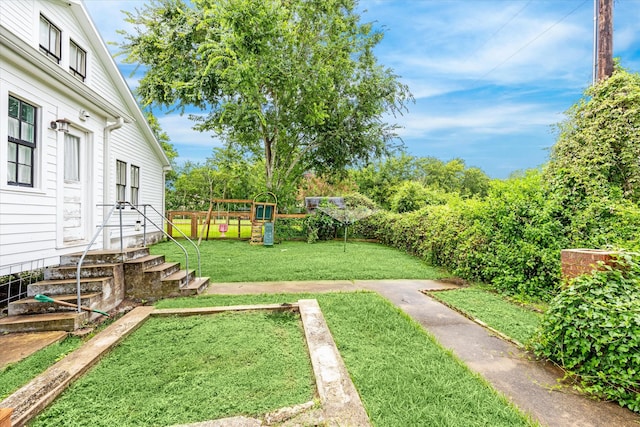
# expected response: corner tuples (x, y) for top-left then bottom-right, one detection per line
(0, 259), (45, 313)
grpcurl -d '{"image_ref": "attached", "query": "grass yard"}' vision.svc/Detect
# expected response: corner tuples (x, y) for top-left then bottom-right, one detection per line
(31, 310), (314, 427)
(168, 218), (254, 239)
(4, 241), (545, 426)
(0, 336), (83, 400)
(428, 288), (542, 344)
(150, 239), (448, 282)
(154, 292), (536, 427)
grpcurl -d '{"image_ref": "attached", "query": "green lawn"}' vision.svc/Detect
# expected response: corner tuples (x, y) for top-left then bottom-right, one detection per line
(428, 288), (542, 344)
(31, 310), (314, 427)
(150, 239), (448, 282)
(4, 240), (544, 426)
(0, 336), (83, 400)
(168, 218), (254, 239)
(153, 292), (536, 426)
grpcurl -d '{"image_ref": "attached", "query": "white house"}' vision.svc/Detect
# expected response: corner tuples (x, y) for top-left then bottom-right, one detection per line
(0, 0), (171, 275)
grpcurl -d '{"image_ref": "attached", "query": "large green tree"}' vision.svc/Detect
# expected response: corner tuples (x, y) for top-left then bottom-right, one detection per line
(351, 154), (490, 208)
(120, 0), (411, 196)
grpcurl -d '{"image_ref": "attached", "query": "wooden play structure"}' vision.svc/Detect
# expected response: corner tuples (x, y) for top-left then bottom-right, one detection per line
(199, 199), (253, 244)
(250, 192), (278, 245)
(166, 193), (279, 245)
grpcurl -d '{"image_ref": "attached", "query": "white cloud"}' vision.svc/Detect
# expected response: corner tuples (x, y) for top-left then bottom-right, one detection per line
(370, 1), (594, 95)
(396, 102), (561, 139)
(157, 113), (223, 148)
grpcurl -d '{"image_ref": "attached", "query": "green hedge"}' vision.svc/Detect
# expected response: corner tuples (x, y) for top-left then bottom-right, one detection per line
(531, 254), (640, 412)
(354, 171), (566, 300)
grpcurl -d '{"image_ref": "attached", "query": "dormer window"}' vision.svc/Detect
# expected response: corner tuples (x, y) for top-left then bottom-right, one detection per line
(69, 40), (86, 81)
(39, 14), (61, 63)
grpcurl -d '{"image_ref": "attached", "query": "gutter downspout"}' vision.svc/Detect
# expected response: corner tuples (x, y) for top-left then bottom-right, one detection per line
(102, 117), (124, 249)
(162, 165), (171, 243)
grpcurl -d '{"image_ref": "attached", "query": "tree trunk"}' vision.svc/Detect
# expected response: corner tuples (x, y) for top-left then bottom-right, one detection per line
(264, 136), (274, 190)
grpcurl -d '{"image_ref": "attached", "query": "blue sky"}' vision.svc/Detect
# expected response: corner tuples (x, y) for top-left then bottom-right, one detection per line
(84, 0), (640, 178)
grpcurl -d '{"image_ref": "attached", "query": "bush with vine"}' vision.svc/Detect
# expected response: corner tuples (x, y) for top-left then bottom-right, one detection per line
(530, 254), (640, 412)
(304, 211), (339, 243)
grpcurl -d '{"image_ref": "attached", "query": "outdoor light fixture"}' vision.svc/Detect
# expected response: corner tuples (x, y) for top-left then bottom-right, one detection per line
(50, 118), (70, 132)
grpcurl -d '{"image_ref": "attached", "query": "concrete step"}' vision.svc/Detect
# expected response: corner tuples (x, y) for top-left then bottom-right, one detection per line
(8, 293), (102, 316)
(27, 277), (113, 297)
(180, 277), (210, 295)
(61, 247), (150, 266)
(0, 311), (88, 333)
(144, 262), (181, 280)
(162, 269), (195, 289)
(125, 254), (166, 270)
(44, 263), (121, 280)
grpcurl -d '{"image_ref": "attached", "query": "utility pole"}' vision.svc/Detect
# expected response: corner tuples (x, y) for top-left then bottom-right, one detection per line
(596, 0), (614, 82)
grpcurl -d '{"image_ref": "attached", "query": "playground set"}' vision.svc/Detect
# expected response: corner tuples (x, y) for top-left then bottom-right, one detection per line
(167, 192), (285, 245)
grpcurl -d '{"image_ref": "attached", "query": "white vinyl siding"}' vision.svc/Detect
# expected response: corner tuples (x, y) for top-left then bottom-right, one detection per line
(1, 0), (169, 265)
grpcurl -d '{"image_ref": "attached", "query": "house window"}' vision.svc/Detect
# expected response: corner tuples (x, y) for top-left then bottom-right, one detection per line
(69, 40), (86, 81)
(39, 15), (61, 63)
(7, 96), (36, 187)
(64, 134), (80, 181)
(116, 160), (126, 202)
(131, 165), (140, 206)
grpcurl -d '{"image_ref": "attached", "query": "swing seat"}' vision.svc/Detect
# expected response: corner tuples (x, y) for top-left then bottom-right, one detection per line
(218, 223), (228, 237)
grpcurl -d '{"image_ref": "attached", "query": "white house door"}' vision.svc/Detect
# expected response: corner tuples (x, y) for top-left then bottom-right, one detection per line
(63, 132), (87, 243)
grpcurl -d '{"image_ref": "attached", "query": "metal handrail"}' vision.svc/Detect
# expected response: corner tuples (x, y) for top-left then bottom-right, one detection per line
(76, 202), (202, 313)
(124, 202), (198, 278)
(140, 204), (202, 277)
(76, 202), (119, 313)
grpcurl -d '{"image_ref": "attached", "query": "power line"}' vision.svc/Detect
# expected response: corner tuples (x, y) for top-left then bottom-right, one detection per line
(464, 0), (533, 64)
(476, 0), (590, 82)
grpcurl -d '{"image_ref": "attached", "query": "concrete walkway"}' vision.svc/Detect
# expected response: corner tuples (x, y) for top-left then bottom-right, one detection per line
(205, 279), (640, 427)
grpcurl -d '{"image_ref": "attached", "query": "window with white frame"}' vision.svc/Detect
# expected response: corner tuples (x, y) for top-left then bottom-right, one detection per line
(39, 14), (61, 63)
(116, 160), (127, 202)
(7, 96), (37, 187)
(130, 165), (140, 206)
(69, 40), (86, 81)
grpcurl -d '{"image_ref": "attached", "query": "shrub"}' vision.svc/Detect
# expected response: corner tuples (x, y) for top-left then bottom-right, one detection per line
(343, 192), (378, 210)
(531, 254), (640, 413)
(454, 171), (567, 299)
(356, 170), (565, 300)
(275, 217), (307, 241)
(304, 211), (338, 243)
(389, 181), (451, 213)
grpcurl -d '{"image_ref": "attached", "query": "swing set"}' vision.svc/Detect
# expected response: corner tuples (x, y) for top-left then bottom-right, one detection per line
(195, 192), (278, 244)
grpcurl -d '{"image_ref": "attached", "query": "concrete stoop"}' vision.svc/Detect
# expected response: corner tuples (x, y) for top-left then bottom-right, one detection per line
(0, 247), (210, 334)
